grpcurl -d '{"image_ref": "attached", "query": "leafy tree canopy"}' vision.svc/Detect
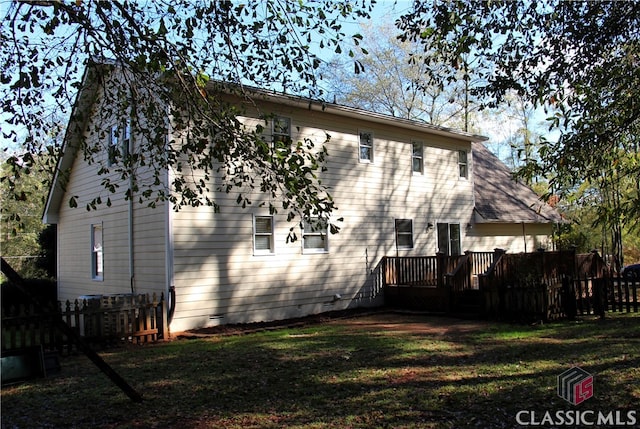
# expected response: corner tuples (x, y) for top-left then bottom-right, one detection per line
(1, 0), (374, 237)
(0, 149), (56, 277)
(398, 0), (640, 232)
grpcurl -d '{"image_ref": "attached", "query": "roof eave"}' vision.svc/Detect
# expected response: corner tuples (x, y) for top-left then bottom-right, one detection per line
(226, 85), (489, 143)
(42, 60), (106, 224)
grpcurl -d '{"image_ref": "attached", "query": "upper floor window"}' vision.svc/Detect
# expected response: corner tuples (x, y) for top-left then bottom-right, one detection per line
(272, 116), (292, 149)
(412, 142), (424, 174)
(108, 120), (132, 166)
(254, 216), (275, 254)
(91, 223), (104, 281)
(108, 124), (120, 166)
(458, 150), (468, 178)
(302, 217), (328, 253)
(359, 131), (373, 163)
(395, 219), (414, 249)
(122, 119), (131, 157)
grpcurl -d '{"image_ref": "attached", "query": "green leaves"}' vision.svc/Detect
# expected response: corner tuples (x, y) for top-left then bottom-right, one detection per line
(398, 0), (640, 233)
(1, 1), (374, 235)
(0, 150), (58, 276)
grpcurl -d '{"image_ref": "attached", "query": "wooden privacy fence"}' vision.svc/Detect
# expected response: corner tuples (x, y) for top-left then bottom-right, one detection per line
(480, 250), (575, 321)
(1, 293), (167, 353)
(480, 250), (639, 321)
(575, 274), (639, 316)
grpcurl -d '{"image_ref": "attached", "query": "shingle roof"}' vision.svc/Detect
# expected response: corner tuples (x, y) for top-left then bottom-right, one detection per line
(472, 142), (564, 224)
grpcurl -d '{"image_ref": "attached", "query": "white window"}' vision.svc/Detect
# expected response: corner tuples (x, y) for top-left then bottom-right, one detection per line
(412, 142), (424, 174)
(437, 222), (461, 256)
(108, 124), (119, 166)
(272, 116), (291, 149)
(302, 217), (328, 253)
(395, 219), (414, 249)
(254, 216), (274, 254)
(122, 119), (131, 157)
(458, 150), (468, 178)
(108, 120), (131, 165)
(91, 224), (103, 280)
(359, 131), (373, 163)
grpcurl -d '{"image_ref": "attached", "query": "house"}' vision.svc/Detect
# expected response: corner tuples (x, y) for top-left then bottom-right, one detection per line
(43, 62), (563, 333)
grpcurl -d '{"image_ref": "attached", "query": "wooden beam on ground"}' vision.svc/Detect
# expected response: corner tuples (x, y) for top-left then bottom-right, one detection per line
(1, 257), (143, 403)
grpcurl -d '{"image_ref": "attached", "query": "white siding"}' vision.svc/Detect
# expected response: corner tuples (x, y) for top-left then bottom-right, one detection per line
(169, 99), (476, 331)
(55, 84), (167, 304)
(466, 223), (554, 253)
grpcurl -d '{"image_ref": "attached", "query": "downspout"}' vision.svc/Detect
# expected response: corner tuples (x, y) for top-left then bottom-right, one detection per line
(128, 176), (135, 295)
(522, 222), (527, 253)
(164, 118), (176, 326)
(165, 180), (176, 325)
(127, 118), (135, 295)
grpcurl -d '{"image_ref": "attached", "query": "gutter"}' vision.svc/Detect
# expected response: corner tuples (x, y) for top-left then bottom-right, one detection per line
(215, 82), (489, 143)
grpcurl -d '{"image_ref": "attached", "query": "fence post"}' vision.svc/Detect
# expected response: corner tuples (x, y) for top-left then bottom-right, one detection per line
(590, 249), (601, 278)
(592, 278), (606, 320)
(158, 293), (168, 340)
(569, 245), (578, 278)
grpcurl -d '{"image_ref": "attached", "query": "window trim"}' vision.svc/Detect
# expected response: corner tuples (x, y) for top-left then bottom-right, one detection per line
(122, 119), (131, 158)
(107, 124), (120, 166)
(301, 217), (329, 254)
(253, 215), (275, 255)
(395, 219), (414, 250)
(91, 223), (104, 281)
(358, 130), (374, 163)
(108, 120), (132, 166)
(458, 149), (468, 179)
(437, 222), (462, 256)
(412, 141), (424, 174)
(271, 116), (292, 149)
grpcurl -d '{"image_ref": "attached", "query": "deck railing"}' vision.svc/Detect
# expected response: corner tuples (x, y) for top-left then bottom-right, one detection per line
(383, 251), (498, 289)
(384, 256), (439, 286)
(445, 254), (472, 294)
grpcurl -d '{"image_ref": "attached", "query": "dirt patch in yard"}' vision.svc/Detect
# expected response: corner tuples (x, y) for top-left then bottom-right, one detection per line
(327, 312), (492, 336)
(175, 308), (492, 339)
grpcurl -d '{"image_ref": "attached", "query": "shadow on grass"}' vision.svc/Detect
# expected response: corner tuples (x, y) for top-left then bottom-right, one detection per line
(1, 312), (639, 428)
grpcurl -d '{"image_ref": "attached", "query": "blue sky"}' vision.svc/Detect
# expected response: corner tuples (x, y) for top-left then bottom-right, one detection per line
(1, 0), (557, 162)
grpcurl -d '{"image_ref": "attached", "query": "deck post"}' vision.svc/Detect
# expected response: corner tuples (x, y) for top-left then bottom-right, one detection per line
(436, 252), (446, 288)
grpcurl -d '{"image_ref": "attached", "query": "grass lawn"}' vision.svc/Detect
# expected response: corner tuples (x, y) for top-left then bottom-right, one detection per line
(1, 311), (639, 428)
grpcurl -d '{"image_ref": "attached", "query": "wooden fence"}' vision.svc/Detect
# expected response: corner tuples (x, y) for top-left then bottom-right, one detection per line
(480, 250), (639, 321)
(1, 293), (167, 353)
(479, 250), (576, 321)
(575, 274), (639, 316)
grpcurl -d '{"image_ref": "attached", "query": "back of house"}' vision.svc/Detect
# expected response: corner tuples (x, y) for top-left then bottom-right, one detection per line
(44, 63), (561, 333)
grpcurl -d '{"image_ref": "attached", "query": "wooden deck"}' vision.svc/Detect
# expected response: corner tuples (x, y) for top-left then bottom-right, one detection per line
(382, 251), (495, 314)
(381, 249), (638, 321)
